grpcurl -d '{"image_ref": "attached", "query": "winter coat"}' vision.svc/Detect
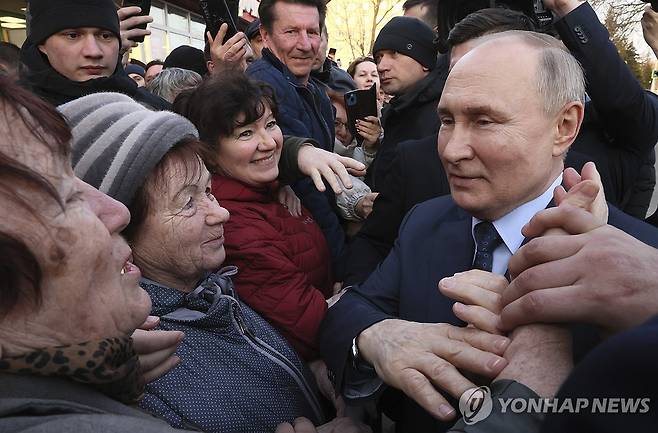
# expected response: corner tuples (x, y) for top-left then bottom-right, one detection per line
(247, 48), (347, 279)
(212, 175), (333, 360)
(140, 269), (325, 433)
(20, 38), (170, 110)
(368, 55), (448, 191)
(0, 373), (200, 433)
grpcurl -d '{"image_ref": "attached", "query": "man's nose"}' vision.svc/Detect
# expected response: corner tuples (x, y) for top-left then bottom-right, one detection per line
(81, 36), (104, 58)
(439, 124), (474, 164)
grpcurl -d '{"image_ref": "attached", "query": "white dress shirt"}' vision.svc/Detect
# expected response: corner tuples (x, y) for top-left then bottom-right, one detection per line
(471, 174), (563, 275)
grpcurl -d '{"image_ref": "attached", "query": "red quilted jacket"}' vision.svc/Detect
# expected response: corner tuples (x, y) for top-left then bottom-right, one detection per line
(212, 175), (333, 360)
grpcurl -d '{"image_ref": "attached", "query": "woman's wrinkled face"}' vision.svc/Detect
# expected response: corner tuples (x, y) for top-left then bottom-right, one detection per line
(131, 155), (230, 287)
(215, 104), (283, 186)
(0, 108), (152, 341)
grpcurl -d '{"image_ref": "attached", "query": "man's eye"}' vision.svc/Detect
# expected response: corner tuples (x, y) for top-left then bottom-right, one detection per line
(183, 197), (194, 210)
(476, 118), (494, 126)
(266, 120), (277, 129)
(100, 32), (114, 40)
(64, 32), (79, 39)
(440, 117), (454, 126)
(238, 130), (253, 139)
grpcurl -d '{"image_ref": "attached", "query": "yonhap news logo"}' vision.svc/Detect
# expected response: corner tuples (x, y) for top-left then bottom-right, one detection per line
(458, 386), (493, 425)
(457, 387), (651, 425)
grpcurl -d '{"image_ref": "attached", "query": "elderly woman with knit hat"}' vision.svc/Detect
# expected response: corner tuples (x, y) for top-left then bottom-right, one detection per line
(60, 92), (365, 433)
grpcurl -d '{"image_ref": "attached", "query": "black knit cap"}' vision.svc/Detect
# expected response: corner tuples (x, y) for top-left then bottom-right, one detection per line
(373, 16), (438, 70)
(28, 0), (121, 45)
(164, 45), (208, 77)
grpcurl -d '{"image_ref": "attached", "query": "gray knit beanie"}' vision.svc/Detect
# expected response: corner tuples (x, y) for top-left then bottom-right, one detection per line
(58, 92), (199, 206)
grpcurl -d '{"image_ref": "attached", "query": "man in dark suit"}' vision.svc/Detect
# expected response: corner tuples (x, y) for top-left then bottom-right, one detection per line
(320, 30), (658, 433)
(344, 2), (658, 286)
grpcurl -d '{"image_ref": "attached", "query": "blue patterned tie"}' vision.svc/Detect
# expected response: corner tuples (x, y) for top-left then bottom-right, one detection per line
(472, 222), (503, 272)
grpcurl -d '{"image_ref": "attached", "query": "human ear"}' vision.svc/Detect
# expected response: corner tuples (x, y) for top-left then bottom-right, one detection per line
(552, 101), (584, 158)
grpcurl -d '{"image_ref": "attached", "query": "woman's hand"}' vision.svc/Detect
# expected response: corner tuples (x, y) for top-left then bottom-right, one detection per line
(277, 185), (302, 217)
(132, 316), (183, 383)
(307, 360), (345, 416)
(297, 146), (366, 194)
(356, 116), (380, 151)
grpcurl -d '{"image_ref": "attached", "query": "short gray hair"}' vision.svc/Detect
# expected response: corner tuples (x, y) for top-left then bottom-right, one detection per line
(481, 31), (586, 114)
(146, 67), (202, 103)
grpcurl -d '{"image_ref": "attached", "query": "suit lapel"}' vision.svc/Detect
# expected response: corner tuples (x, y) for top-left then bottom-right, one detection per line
(424, 205), (474, 324)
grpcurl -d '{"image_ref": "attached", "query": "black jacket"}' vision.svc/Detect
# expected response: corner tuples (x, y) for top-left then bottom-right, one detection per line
(345, 134), (449, 285)
(20, 38), (170, 110)
(368, 55), (448, 191)
(559, 3), (658, 218)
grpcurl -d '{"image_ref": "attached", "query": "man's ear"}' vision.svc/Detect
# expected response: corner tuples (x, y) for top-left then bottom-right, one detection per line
(38, 44), (47, 56)
(206, 60), (215, 73)
(552, 100), (584, 158)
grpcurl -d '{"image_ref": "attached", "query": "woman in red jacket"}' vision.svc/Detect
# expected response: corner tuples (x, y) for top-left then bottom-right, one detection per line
(180, 71), (333, 361)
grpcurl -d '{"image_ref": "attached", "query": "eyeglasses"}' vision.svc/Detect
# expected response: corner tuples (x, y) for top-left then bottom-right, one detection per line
(334, 119), (348, 131)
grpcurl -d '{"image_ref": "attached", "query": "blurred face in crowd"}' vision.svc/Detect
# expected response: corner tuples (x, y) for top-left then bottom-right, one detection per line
(333, 101), (352, 146)
(145, 64), (163, 84)
(261, 2), (321, 84)
(375, 49), (429, 96)
(352, 60), (379, 91)
(215, 102), (283, 186)
(313, 26), (329, 71)
(131, 154), (230, 290)
(38, 27), (119, 82)
(403, 3), (437, 32)
(250, 33), (265, 59)
(129, 73), (145, 87)
(0, 100), (151, 343)
(437, 40), (574, 221)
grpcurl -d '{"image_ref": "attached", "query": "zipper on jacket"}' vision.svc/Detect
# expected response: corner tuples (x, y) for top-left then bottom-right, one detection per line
(224, 296), (325, 424)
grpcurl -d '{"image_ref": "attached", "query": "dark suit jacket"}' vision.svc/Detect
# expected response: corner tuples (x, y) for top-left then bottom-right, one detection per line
(344, 134), (450, 285)
(321, 195), (658, 433)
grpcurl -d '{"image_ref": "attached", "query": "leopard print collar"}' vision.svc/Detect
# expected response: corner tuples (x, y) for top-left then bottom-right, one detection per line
(0, 336), (144, 404)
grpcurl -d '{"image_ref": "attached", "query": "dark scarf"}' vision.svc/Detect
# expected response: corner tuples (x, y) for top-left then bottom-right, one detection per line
(0, 336), (144, 404)
(19, 39), (140, 107)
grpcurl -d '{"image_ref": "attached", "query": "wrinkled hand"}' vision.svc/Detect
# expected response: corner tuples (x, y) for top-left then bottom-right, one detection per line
(277, 185), (302, 217)
(540, 0), (583, 17)
(502, 207), (658, 333)
(643, 5), (658, 56)
(276, 418), (317, 433)
(207, 24), (250, 73)
(297, 145), (366, 194)
(356, 116), (380, 150)
(357, 319), (510, 421)
(494, 324), (573, 397)
(355, 192), (378, 219)
(132, 316), (183, 383)
(439, 270), (507, 335)
(308, 360), (345, 416)
(118, 7), (153, 55)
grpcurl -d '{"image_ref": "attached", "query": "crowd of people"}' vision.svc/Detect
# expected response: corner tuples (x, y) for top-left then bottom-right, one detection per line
(2, 0), (658, 432)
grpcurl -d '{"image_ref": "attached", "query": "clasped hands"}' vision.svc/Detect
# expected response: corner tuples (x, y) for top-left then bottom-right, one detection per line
(358, 162), (613, 420)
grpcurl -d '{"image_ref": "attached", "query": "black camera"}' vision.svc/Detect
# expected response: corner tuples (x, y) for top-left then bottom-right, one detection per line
(437, 0), (554, 53)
